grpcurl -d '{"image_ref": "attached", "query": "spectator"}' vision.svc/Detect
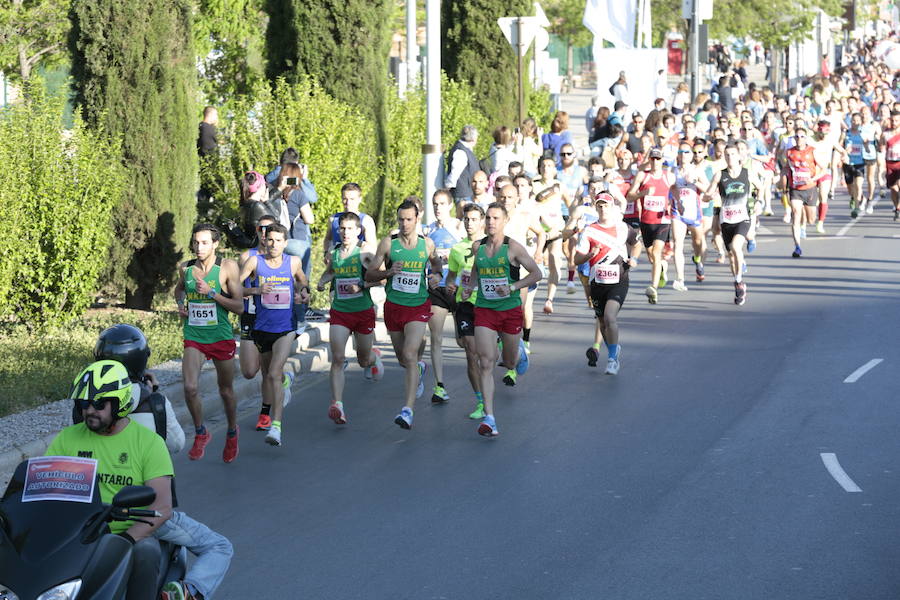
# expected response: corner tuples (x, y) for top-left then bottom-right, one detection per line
(541, 111), (574, 163)
(487, 126), (519, 175)
(515, 118), (543, 177)
(585, 95), (600, 136)
(672, 82), (689, 115)
(265, 147), (299, 186)
(224, 170), (285, 248)
(655, 69), (670, 103)
(609, 71), (630, 105)
(445, 125), (481, 207)
(278, 162), (317, 332)
(589, 106), (611, 144)
(197, 106), (218, 158)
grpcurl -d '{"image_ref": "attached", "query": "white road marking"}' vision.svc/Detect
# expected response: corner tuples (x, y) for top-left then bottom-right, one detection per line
(893, 234), (900, 238)
(843, 358), (883, 383)
(758, 224), (775, 235)
(836, 197), (881, 236)
(820, 453), (862, 492)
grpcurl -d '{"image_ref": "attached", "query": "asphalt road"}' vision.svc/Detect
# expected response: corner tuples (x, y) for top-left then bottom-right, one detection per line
(174, 199), (900, 599)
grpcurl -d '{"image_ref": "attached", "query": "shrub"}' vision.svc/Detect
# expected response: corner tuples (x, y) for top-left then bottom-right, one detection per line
(527, 84), (554, 132)
(0, 85), (124, 328)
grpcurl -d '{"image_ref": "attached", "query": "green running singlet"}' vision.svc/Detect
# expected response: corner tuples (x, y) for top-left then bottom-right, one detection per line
(385, 235), (429, 307)
(330, 246), (373, 313)
(474, 236), (521, 311)
(183, 258), (233, 344)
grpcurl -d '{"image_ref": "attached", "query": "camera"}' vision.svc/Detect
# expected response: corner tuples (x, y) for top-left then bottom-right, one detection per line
(284, 176), (299, 186)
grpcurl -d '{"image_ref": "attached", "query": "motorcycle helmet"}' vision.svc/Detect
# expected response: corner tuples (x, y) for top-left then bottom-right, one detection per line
(70, 360), (136, 419)
(93, 324), (151, 382)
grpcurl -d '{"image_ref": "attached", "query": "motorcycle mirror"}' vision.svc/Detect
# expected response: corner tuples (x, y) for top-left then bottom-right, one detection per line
(112, 486), (156, 508)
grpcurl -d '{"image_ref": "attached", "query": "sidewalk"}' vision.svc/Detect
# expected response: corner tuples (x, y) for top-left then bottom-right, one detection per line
(0, 314), (391, 487)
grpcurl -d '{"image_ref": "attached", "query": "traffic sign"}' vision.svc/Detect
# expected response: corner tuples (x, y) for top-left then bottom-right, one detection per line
(682, 0), (713, 21)
(497, 16), (539, 56)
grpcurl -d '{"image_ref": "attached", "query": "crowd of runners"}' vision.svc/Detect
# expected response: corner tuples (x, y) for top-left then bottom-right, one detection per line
(172, 35), (900, 453)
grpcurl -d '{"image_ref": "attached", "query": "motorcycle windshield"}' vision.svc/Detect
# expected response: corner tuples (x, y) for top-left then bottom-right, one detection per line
(0, 459), (104, 590)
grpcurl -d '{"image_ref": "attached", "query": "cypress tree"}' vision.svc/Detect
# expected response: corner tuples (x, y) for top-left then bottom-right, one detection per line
(265, 0), (392, 223)
(69, 0), (197, 309)
(442, 0), (531, 129)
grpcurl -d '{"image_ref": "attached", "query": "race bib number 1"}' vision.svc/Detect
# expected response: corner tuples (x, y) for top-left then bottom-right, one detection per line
(391, 271), (422, 294)
(335, 277), (362, 300)
(261, 285), (291, 309)
(188, 301), (217, 327)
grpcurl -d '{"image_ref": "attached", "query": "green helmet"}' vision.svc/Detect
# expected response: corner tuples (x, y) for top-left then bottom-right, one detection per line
(70, 360), (136, 419)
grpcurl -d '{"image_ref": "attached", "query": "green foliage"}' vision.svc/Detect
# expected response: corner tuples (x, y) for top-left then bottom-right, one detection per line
(0, 308), (185, 417)
(544, 0), (593, 48)
(384, 81), (426, 213)
(441, 74), (491, 157)
(200, 77), (382, 243)
(0, 0), (69, 80)
(0, 84), (124, 328)
(442, 0), (532, 130)
(527, 84), (554, 132)
(194, 0), (267, 105)
(69, 0), (198, 310)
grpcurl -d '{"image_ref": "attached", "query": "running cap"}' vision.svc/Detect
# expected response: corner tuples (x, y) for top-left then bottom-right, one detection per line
(614, 100), (627, 111)
(648, 148), (663, 159)
(593, 192), (616, 205)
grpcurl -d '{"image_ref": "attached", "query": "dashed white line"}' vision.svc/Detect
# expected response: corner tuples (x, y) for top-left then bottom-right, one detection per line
(843, 359), (883, 383)
(821, 453), (862, 492)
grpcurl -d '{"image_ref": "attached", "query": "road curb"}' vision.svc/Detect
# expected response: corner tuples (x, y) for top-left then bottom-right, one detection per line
(0, 319), (390, 483)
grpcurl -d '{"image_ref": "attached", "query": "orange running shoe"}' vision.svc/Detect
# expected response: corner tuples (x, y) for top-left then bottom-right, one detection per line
(255, 414), (272, 431)
(222, 427), (239, 463)
(188, 431), (210, 461)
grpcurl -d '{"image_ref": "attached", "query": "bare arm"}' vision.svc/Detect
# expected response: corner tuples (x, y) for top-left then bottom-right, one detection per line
(216, 259), (245, 314)
(365, 236), (401, 282)
(509, 240), (543, 291)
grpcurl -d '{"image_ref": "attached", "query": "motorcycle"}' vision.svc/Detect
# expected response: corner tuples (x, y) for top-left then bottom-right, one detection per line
(0, 457), (185, 600)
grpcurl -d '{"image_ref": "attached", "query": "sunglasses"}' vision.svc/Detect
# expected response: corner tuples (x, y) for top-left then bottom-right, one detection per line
(679, 150), (693, 154)
(75, 397), (116, 411)
(560, 152), (574, 156)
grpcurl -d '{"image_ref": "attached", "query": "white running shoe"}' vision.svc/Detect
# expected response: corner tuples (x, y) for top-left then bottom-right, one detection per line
(866, 203), (874, 214)
(265, 426), (282, 447)
(566, 280), (576, 294)
(415, 361), (427, 399)
(605, 358), (620, 375)
(672, 280), (688, 292)
(365, 347), (384, 381)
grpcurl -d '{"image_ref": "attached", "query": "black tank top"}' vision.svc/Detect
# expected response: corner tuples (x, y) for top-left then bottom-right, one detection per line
(717, 167), (750, 205)
(626, 132), (643, 155)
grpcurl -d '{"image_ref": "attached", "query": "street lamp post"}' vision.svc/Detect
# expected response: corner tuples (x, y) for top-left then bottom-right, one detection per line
(422, 0), (441, 224)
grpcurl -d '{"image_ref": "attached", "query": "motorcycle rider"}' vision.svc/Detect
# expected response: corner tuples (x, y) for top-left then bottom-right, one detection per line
(48, 360), (232, 600)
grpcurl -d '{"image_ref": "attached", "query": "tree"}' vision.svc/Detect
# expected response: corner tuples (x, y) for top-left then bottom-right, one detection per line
(265, 0), (393, 223)
(442, 0), (532, 130)
(0, 0), (69, 81)
(193, 0), (267, 105)
(70, 0), (198, 309)
(544, 0), (593, 79)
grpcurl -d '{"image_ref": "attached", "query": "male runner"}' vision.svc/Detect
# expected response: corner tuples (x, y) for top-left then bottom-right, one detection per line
(366, 199), (443, 429)
(843, 112), (869, 218)
(174, 224), (243, 463)
(445, 204), (487, 419)
(462, 203), (542, 436)
(422, 189), (464, 403)
(670, 142), (709, 291)
(512, 173), (543, 350)
(785, 126), (824, 258)
(707, 144), (757, 305)
(628, 148), (674, 304)
(238, 223), (310, 446)
(321, 182), (378, 257)
(574, 193), (637, 374)
(881, 110), (900, 220)
(316, 212), (383, 425)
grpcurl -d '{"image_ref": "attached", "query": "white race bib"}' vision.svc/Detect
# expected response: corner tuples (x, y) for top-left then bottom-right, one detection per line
(722, 204), (749, 223)
(335, 277), (362, 300)
(625, 201), (635, 214)
(188, 301), (217, 327)
(261, 285), (291, 309)
(391, 271), (421, 294)
(792, 166), (811, 186)
(592, 263), (621, 284)
(643, 195), (666, 212)
(460, 269), (472, 289)
(480, 277), (508, 300)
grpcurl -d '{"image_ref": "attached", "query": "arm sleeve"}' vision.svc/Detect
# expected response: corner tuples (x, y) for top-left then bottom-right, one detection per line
(300, 179), (318, 204)
(444, 149), (466, 188)
(164, 401), (185, 454)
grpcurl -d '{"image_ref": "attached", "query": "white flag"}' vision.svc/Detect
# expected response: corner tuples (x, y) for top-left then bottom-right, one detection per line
(582, 0), (606, 37)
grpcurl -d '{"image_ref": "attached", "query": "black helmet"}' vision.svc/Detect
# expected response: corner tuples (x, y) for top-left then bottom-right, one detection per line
(93, 324), (151, 381)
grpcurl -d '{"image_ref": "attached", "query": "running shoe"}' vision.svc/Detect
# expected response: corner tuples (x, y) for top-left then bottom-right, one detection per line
(295, 322), (307, 336)
(894, 209), (899, 222)
(782, 213), (792, 224)
(605, 358), (620, 375)
(431, 384), (449, 404)
(815, 221), (825, 234)
(523, 341), (531, 354)
(161, 581), (189, 600)
(672, 280), (687, 292)
(566, 280), (576, 294)
(694, 258), (705, 282)
(468, 401), (485, 420)
(283, 371), (293, 389)
(188, 431), (211, 461)
(799, 225), (807, 240)
(658, 263), (668, 288)
(222, 427), (239, 463)
(265, 426), (282, 446)
(478, 414), (499, 437)
(515, 339), (529, 375)
(715, 254), (726, 264)
(586, 347), (599, 367)
(394, 406), (413, 429)
(747, 239), (757, 253)
(742, 262), (748, 274)
(880, 189), (886, 198)
(866, 202), (874, 215)
(255, 414), (272, 432)
(305, 308), (328, 322)
(328, 401), (347, 425)
(734, 281), (747, 306)
(850, 200), (859, 219)
(763, 210), (774, 217)
(662, 241), (674, 260)
(415, 361), (427, 399)
(645, 285), (658, 304)
(502, 369), (517, 386)
(859, 200), (868, 215)
(365, 347), (384, 381)
(792, 245), (802, 258)
(543, 299), (554, 314)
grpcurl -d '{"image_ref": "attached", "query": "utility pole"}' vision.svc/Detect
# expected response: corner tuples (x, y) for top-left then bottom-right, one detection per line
(516, 17), (525, 126)
(690, 0), (700, 99)
(422, 0), (441, 224)
(406, 0), (417, 94)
